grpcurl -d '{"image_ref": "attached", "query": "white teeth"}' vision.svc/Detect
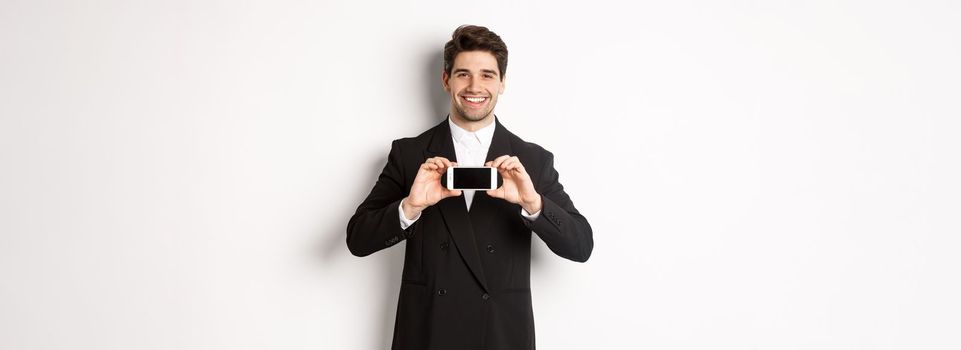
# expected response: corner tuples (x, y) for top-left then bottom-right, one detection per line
(464, 97), (486, 103)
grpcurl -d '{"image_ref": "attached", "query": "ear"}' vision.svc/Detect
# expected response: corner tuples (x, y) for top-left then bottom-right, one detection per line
(442, 70), (451, 92)
(498, 75), (506, 95)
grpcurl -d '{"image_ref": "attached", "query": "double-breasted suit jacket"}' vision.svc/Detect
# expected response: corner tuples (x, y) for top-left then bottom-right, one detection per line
(347, 118), (593, 349)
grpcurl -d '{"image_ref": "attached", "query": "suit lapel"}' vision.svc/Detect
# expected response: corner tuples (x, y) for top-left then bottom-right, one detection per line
(436, 197), (488, 292)
(467, 118), (514, 239)
(423, 117), (517, 294)
(424, 118), (488, 292)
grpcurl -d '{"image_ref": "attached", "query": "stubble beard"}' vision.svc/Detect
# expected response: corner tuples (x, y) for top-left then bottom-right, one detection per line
(453, 96), (496, 123)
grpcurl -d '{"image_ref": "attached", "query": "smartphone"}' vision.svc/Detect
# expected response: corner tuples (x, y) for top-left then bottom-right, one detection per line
(446, 166), (499, 190)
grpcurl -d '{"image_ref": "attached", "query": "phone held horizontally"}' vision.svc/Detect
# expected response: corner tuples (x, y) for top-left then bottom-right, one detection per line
(446, 166), (499, 190)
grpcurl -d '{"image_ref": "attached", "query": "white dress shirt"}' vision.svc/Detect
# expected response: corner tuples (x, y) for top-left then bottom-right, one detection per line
(448, 115), (496, 209)
(399, 116), (540, 229)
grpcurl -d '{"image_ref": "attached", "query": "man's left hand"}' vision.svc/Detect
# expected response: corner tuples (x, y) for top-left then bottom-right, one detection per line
(486, 155), (542, 214)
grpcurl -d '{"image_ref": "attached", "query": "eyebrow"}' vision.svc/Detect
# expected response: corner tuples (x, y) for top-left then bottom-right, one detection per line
(453, 68), (499, 76)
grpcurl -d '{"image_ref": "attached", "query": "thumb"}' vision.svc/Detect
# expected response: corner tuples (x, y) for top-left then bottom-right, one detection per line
(447, 189), (463, 197)
(486, 188), (502, 199)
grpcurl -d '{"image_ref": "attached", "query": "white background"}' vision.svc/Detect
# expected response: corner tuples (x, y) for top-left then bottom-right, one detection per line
(2, 0), (960, 349)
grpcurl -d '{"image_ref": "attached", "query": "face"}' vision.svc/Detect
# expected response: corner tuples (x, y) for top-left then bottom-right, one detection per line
(443, 51), (505, 124)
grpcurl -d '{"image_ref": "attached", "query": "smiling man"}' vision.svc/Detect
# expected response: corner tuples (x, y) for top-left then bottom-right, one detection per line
(347, 25), (593, 350)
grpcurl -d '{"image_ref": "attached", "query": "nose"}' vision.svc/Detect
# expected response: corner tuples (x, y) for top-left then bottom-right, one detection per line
(466, 76), (482, 92)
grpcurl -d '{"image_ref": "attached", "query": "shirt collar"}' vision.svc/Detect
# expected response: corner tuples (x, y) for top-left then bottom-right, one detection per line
(448, 115), (496, 148)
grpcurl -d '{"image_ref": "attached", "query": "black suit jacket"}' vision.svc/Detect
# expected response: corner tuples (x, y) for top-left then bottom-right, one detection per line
(347, 118), (593, 350)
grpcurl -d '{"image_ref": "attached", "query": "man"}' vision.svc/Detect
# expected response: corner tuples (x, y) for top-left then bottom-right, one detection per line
(346, 25), (593, 350)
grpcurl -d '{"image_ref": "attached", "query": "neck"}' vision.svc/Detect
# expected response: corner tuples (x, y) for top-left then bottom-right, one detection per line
(449, 112), (495, 132)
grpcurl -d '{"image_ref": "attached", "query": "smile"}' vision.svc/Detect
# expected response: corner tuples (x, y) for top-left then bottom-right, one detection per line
(461, 96), (488, 106)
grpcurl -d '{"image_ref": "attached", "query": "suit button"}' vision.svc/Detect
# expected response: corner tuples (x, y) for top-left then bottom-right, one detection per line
(440, 242), (449, 251)
(482, 293), (490, 300)
(437, 289), (447, 296)
(486, 244), (495, 253)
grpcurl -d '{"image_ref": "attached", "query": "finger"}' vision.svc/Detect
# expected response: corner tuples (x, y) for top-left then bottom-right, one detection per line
(428, 158), (447, 172)
(435, 157), (452, 168)
(438, 157), (456, 169)
(510, 157), (528, 171)
(507, 159), (525, 172)
(494, 155), (513, 168)
(498, 158), (516, 171)
(486, 188), (502, 199)
(490, 155), (511, 168)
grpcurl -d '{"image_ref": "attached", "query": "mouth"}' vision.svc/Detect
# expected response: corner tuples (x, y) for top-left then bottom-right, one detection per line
(460, 95), (489, 108)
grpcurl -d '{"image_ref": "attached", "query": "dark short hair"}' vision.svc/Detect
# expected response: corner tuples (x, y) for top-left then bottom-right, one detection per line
(444, 25), (508, 80)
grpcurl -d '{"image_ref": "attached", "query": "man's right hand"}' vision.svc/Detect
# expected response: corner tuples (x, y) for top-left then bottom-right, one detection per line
(402, 157), (462, 219)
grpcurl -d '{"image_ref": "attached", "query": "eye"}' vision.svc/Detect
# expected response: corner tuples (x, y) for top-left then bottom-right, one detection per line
(483, 74), (494, 79)
(457, 72), (468, 77)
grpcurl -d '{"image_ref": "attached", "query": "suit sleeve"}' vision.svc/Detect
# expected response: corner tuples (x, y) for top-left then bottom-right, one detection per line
(524, 151), (594, 262)
(346, 140), (415, 257)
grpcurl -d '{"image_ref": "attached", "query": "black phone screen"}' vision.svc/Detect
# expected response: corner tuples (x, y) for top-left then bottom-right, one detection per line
(452, 167), (494, 189)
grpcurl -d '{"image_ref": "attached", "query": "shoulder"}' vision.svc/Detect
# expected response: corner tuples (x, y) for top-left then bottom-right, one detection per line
(504, 129), (556, 173)
(388, 121), (445, 151)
